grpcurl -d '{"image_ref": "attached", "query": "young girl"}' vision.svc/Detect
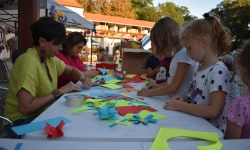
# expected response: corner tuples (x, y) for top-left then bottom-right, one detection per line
(225, 42), (250, 139)
(163, 13), (231, 133)
(137, 16), (197, 97)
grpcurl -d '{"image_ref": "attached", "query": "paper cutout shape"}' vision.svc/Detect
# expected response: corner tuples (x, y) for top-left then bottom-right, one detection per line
(150, 128), (222, 150)
(108, 118), (131, 127)
(11, 116), (71, 135)
(105, 79), (121, 84)
(129, 114), (157, 125)
(115, 106), (157, 116)
(125, 74), (144, 83)
(100, 83), (123, 90)
(68, 105), (94, 114)
(125, 110), (166, 120)
(14, 143), (23, 150)
(44, 120), (65, 138)
(97, 68), (109, 75)
(98, 104), (118, 120)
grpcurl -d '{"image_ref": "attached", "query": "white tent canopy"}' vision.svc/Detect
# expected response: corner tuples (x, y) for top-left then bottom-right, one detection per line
(0, 0), (93, 29)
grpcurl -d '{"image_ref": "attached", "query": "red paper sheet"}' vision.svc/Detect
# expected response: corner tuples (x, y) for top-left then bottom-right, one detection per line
(125, 75), (144, 83)
(115, 106), (157, 116)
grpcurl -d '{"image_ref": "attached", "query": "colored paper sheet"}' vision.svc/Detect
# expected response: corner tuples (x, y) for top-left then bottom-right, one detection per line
(68, 105), (94, 114)
(84, 98), (102, 104)
(103, 93), (121, 99)
(105, 79), (121, 84)
(90, 93), (104, 98)
(118, 83), (134, 88)
(91, 86), (111, 90)
(102, 76), (116, 81)
(116, 106), (157, 116)
(100, 83), (123, 90)
(14, 143), (23, 150)
(97, 68), (109, 75)
(11, 116), (71, 135)
(125, 74), (144, 83)
(113, 100), (130, 107)
(125, 110), (166, 120)
(126, 74), (136, 78)
(150, 128), (222, 150)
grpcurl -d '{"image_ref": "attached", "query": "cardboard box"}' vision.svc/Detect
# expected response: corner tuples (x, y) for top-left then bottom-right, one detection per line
(121, 48), (152, 74)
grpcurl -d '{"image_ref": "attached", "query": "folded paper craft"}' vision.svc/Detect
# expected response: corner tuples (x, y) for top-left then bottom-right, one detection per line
(129, 114), (157, 125)
(44, 120), (65, 138)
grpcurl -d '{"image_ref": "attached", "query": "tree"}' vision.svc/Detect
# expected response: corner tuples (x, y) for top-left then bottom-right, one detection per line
(76, 0), (136, 19)
(131, 0), (160, 22)
(156, 2), (196, 25)
(211, 0), (250, 50)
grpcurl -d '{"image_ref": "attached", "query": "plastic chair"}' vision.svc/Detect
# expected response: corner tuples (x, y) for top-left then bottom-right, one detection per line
(0, 87), (13, 138)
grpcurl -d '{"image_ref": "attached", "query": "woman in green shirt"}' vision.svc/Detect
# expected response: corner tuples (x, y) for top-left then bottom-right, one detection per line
(3, 17), (92, 138)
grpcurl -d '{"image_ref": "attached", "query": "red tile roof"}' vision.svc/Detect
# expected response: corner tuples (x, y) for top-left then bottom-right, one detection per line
(84, 13), (154, 28)
(56, 0), (155, 28)
(56, 0), (82, 8)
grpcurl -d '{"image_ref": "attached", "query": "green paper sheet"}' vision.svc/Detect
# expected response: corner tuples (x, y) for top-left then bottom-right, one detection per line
(84, 98), (103, 104)
(105, 79), (122, 84)
(68, 105), (94, 114)
(100, 83), (123, 89)
(113, 100), (130, 106)
(150, 128), (222, 150)
(125, 110), (166, 120)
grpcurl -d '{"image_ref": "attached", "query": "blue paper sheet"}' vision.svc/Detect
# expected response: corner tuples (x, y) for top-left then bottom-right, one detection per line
(11, 116), (71, 135)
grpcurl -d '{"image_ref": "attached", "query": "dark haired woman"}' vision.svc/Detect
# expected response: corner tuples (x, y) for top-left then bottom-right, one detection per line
(3, 17), (91, 138)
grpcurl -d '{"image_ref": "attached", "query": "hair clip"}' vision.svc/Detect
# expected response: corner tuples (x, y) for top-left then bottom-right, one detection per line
(203, 13), (212, 21)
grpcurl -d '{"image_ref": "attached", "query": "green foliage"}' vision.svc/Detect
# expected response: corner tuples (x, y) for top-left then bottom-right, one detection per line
(211, 0), (250, 50)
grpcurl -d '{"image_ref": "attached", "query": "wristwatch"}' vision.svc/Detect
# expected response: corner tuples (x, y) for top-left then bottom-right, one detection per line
(51, 89), (62, 99)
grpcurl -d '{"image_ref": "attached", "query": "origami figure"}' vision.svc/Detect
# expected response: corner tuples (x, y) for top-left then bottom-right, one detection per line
(44, 120), (65, 138)
(129, 114), (157, 125)
(98, 104), (118, 120)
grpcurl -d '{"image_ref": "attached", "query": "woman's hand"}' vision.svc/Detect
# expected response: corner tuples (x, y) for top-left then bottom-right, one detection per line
(84, 70), (99, 78)
(59, 81), (82, 94)
(80, 76), (92, 89)
(137, 87), (151, 97)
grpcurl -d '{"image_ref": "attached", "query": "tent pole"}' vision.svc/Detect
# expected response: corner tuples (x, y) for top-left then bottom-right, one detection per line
(90, 32), (92, 67)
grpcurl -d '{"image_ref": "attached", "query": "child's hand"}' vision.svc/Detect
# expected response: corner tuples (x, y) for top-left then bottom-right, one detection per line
(147, 79), (156, 89)
(163, 96), (185, 110)
(137, 87), (151, 97)
(171, 95), (185, 101)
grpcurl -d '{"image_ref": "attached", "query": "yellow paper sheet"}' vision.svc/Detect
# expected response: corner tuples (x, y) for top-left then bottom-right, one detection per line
(84, 98), (102, 104)
(150, 128), (222, 150)
(100, 83), (123, 89)
(126, 74), (136, 78)
(68, 106), (93, 114)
